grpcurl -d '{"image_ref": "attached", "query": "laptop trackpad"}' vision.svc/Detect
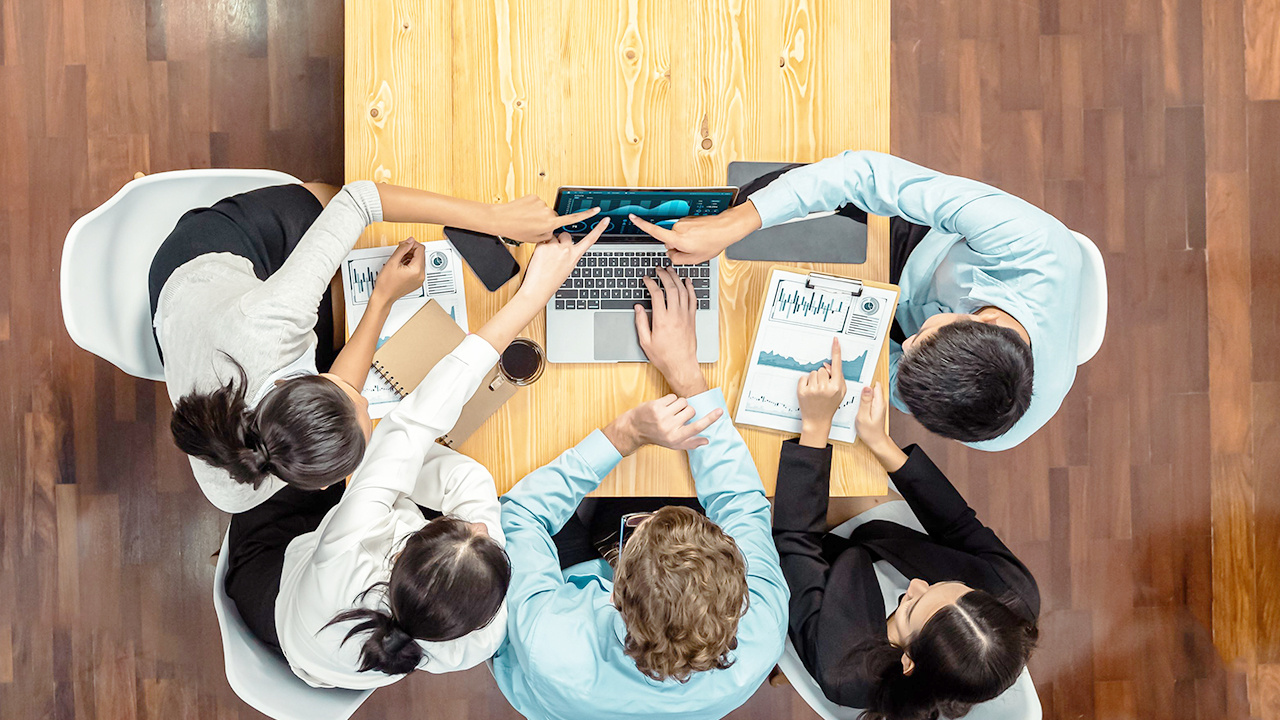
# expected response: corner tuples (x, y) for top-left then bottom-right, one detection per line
(593, 313), (649, 362)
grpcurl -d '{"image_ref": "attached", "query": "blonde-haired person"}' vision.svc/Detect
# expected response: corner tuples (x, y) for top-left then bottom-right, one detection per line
(491, 267), (789, 719)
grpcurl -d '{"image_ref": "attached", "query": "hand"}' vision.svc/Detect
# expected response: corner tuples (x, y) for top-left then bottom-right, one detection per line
(854, 382), (893, 452)
(371, 238), (426, 304)
(629, 201), (762, 264)
(489, 194), (601, 244)
(635, 266), (708, 396)
(602, 395), (724, 456)
(798, 337), (847, 446)
(515, 218), (610, 303)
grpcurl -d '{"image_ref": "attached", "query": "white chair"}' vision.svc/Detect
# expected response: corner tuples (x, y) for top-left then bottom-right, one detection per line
(60, 168), (302, 381)
(1072, 230), (1107, 365)
(212, 531), (374, 720)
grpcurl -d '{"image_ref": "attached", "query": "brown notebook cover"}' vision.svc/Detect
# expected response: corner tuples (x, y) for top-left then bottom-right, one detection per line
(371, 300), (518, 448)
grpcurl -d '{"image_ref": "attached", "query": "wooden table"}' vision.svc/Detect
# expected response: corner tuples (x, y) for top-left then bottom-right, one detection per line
(345, 0), (890, 496)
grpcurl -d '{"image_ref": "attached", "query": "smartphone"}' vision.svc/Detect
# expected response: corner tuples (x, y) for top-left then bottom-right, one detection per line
(618, 512), (653, 554)
(443, 227), (521, 292)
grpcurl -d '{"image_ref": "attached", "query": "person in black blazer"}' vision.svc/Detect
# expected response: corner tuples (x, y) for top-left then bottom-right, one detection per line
(772, 339), (1040, 720)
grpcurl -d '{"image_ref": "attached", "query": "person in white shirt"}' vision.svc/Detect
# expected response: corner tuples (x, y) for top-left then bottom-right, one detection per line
(151, 180), (599, 514)
(240, 221), (611, 689)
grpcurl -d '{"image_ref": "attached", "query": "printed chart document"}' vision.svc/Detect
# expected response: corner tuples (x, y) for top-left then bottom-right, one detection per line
(735, 268), (899, 444)
(340, 242), (468, 418)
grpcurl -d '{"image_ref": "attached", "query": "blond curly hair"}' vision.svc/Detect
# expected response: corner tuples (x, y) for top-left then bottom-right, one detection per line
(612, 506), (749, 682)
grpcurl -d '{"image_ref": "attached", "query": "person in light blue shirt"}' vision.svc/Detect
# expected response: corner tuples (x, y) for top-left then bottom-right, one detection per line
(491, 268), (789, 720)
(632, 151), (1083, 451)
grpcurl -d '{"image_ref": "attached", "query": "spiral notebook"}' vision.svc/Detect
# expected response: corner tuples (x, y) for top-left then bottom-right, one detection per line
(371, 300), (518, 448)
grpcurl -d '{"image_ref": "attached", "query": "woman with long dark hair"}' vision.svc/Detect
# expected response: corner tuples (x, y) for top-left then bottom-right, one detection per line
(256, 221), (612, 688)
(151, 180), (598, 513)
(771, 341), (1040, 720)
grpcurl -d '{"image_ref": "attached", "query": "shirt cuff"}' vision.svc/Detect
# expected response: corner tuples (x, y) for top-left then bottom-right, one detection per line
(454, 333), (502, 370)
(747, 182), (800, 228)
(344, 180), (384, 224)
(576, 429), (624, 478)
(687, 387), (729, 419)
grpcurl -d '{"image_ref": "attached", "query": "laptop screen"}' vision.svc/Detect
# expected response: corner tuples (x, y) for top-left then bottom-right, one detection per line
(555, 187), (737, 240)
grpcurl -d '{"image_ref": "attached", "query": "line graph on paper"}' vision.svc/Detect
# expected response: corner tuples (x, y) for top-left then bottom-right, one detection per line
(739, 325), (876, 434)
(768, 279), (852, 331)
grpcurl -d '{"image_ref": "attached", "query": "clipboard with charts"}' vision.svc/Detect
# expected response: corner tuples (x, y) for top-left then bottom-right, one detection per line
(734, 268), (900, 445)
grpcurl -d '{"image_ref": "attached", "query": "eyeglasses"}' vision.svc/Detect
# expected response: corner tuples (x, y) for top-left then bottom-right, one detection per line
(617, 512), (653, 554)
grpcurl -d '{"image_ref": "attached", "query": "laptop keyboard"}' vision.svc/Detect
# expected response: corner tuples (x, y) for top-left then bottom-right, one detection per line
(553, 251), (712, 311)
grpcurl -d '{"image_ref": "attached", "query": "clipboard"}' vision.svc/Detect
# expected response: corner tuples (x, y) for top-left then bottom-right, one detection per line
(734, 268), (900, 444)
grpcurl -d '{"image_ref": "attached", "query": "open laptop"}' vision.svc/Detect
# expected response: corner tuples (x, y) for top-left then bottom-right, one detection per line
(546, 186), (738, 363)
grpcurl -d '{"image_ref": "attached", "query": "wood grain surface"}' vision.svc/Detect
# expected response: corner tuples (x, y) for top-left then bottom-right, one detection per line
(344, 0), (892, 496)
(6, 0), (1278, 717)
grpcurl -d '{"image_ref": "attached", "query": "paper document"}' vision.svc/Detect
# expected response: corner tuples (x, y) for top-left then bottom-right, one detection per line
(734, 269), (898, 444)
(340, 242), (469, 418)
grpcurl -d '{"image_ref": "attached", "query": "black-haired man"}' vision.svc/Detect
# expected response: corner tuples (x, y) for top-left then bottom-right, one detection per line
(632, 151), (1082, 450)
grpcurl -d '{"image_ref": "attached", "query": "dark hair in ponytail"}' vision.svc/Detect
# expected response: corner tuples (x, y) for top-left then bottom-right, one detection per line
(169, 356), (366, 490)
(325, 516), (512, 676)
(861, 590), (1038, 720)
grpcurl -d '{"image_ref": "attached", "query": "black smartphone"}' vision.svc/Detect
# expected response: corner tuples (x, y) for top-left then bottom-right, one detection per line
(443, 227), (521, 292)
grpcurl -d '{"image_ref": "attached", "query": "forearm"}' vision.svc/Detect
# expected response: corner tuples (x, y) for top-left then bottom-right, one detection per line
(327, 295), (392, 389)
(375, 183), (501, 233)
(473, 287), (546, 354)
(502, 430), (622, 534)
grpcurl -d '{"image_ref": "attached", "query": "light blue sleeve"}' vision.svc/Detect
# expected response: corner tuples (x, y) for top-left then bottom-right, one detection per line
(748, 150), (1070, 259)
(499, 431), (623, 640)
(685, 390), (790, 638)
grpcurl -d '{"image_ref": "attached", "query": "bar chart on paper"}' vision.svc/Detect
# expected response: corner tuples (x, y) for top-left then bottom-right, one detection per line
(769, 280), (853, 331)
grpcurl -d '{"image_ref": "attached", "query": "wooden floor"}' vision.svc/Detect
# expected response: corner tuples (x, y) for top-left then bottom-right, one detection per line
(0, 0), (1275, 718)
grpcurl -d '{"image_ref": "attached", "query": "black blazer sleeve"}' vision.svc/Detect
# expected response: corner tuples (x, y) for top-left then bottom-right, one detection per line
(889, 444), (1041, 620)
(771, 439), (882, 708)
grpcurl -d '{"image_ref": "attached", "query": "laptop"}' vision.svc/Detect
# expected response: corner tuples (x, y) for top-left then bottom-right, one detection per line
(545, 186), (738, 363)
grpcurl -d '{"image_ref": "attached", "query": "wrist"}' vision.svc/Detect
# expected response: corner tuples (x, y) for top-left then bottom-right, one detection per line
(365, 291), (396, 315)
(661, 364), (708, 397)
(602, 413), (642, 456)
(733, 201), (764, 233)
(867, 438), (907, 471)
(799, 419), (832, 448)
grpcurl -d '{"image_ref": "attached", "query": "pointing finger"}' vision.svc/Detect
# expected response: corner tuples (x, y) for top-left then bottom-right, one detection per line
(557, 207), (601, 227)
(630, 214), (677, 242)
(572, 217), (610, 256)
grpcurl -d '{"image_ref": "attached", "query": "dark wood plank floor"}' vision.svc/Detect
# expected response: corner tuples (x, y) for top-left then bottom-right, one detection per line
(0, 0), (1276, 718)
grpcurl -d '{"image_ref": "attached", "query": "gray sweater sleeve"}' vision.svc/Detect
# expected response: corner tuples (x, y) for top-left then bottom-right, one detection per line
(239, 181), (383, 352)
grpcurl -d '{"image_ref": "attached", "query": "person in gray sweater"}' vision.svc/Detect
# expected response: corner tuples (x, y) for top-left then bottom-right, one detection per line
(149, 180), (597, 514)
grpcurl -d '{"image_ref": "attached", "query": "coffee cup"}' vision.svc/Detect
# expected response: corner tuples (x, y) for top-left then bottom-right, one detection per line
(490, 337), (546, 389)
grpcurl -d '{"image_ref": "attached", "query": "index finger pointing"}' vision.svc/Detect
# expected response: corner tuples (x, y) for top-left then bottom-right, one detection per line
(573, 217), (611, 255)
(830, 337), (843, 378)
(556, 207), (601, 226)
(678, 408), (723, 439)
(630, 214), (678, 242)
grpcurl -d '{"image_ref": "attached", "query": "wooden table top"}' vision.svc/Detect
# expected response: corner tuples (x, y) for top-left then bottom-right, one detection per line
(344, 0), (890, 496)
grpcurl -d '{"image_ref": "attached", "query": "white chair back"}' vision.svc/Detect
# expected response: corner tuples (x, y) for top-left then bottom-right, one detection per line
(60, 168), (301, 380)
(1071, 230), (1107, 364)
(212, 531), (373, 720)
(779, 639), (1041, 720)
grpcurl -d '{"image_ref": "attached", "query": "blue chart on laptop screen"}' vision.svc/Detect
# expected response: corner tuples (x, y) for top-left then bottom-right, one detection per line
(556, 189), (734, 237)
